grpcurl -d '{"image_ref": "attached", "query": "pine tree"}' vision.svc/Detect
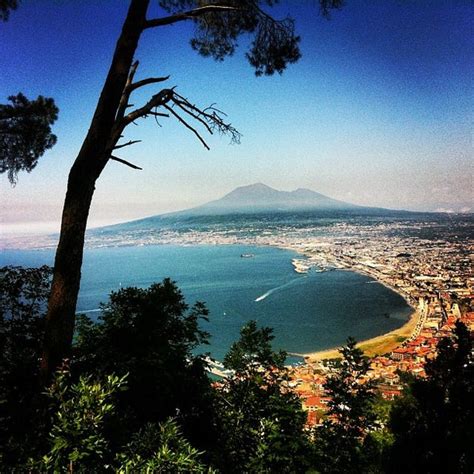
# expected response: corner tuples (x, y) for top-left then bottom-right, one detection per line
(314, 337), (376, 473)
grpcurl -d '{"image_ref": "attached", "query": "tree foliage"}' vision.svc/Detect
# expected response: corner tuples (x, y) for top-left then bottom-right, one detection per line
(215, 320), (310, 473)
(223, 319), (287, 372)
(0, 265), (52, 468)
(0, 264), (52, 318)
(0, 0), (18, 21)
(34, 369), (128, 473)
(388, 321), (474, 473)
(73, 279), (217, 451)
(1, 272), (218, 471)
(313, 337), (377, 473)
(137, 1), (344, 77)
(164, 0), (301, 76)
(2, 266), (472, 473)
(117, 419), (213, 473)
(318, 0), (345, 18)
(33, 369), (212, 473)
(0, 93), (58, 184)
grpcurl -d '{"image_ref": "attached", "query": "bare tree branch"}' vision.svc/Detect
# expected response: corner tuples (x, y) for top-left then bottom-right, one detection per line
(145, 5), (239, 29)
(171, 94), (240, 144)
(203, 103), (227, 116)
(116, 60), (139, 123)
(163, 104), (210, 150)
(110, 155), (142, 170)
(129, 76), (170, 92)
(149, 111), (170, 118)
(118, 88), (240, 153)
(113, 139), (142, 150)
(123, 88), (175, 126)
(172, 100), (213, 135)
(174, 93), (224, 117)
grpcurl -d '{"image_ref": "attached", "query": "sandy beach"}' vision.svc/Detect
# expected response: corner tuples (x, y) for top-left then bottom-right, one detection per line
(296, 307), (419, 361)
(284, 246), (421, 361)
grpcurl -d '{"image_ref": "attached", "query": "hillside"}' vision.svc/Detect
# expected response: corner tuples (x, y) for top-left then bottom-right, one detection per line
(180, 183), (363, 215)
(95, 184), (412, 234)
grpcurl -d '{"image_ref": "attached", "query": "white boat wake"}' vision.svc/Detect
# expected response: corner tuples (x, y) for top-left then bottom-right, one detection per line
(255, 292), (272, 302)
(78, 308), (101, 314)
(255, 277), (305, 302)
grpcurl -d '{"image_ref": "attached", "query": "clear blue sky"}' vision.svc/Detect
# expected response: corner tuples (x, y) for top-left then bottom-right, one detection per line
(1, 0), (472, 234)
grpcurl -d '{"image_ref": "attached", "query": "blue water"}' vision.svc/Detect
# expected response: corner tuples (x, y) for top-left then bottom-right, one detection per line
(0, 244), (411, 360)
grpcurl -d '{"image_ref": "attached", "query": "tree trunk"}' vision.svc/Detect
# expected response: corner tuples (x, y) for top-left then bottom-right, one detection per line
(41, 169), (96, 376)
(41, 0), (150, 382)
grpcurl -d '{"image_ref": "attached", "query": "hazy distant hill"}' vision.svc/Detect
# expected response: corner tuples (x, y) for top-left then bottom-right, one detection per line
(94, 183), (410, 234)
(178, 183), (363, 215)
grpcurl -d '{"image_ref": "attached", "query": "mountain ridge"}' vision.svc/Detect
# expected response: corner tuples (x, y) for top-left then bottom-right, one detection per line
(94, 183), (416, 233)
(169, 182), (364, 216)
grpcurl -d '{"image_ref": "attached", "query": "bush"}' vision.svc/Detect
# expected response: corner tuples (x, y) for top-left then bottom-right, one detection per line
(73, 279), (218, 454)
(33, 368), (127, 472)
(0, 265), (51, 467)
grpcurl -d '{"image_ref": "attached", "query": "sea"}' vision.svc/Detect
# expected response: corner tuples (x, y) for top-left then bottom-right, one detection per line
(0, 244), (412, 361)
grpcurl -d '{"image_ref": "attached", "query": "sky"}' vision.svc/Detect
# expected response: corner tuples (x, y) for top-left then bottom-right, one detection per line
(1, 0), (473, 235)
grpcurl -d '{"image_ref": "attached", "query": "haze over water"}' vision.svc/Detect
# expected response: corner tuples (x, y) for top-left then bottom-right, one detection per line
(0, 244), (411, 360)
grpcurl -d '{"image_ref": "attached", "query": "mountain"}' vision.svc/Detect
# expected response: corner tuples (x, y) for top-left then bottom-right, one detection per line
(94, 184), (412, 234)
(173, 183), (363, 215)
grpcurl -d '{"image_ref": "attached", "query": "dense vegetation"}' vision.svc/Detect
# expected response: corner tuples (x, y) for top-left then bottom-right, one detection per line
(1, 265), (472, 472)
(0, 93), (58, 184)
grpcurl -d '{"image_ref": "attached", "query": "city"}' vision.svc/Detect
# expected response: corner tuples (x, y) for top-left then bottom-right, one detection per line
(2, 212), (473, 429)
(81, 213), (474, 426)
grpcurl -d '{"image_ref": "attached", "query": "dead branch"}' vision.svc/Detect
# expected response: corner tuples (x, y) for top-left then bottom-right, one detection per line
(172, 100), (213, 135)
(149, 111), (170, 118)
(110, 155), (142, 170)
(145, 5), (239, 29)
(171, 94), (240, 144)
(163, 104), (210, 150)
(116, 60), (139, 123)
(118, 88), (240, 152)
(129, 76), (170, 92)
(123, 88), (175, 126)
(113, 139), (142, 150)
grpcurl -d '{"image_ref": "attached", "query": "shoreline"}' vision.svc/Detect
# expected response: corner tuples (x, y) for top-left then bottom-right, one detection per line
(3, 240), (421, 360)
(292, 308), (418, 361)
(281, 244), (420, 361)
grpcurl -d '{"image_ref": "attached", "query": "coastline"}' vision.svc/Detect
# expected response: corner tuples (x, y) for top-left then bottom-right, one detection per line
(281, 244), (420, 361)
(294, 307), (418, 361)
(3, 240), (421, 361)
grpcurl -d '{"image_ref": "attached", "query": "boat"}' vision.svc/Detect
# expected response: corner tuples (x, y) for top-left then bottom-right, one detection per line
(241, 253), (255, 258)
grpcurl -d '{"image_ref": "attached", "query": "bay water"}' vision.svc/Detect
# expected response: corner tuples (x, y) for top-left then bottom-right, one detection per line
(0, 244), (411, 361)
